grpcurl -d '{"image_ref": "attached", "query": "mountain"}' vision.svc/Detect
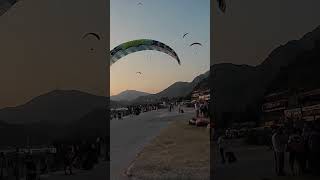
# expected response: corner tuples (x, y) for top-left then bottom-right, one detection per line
(266, 40), (320, 93)
(210, 25), (320, 128)
(111, 90), (150, 102)
(133, 70), (209, 103)
(0, 90), (108, 124)
(157, 71), (210, 98)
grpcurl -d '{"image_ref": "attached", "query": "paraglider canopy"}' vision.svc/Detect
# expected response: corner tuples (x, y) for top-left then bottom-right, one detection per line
(110, 39), (181, 66)
(82, 32), (101, 40)
(190, 42), (202, 47)
(183, 33), (189, 38)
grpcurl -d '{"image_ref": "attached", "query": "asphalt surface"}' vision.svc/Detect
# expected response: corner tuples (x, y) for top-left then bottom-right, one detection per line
(44, 160), (109, 180)
(42, 107), (194, 180)
(110, 108), (195, 180)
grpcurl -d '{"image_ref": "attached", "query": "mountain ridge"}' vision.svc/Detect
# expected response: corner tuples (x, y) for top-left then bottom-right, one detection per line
(0, 89), (108, 124)
(111, 90), (150, 102)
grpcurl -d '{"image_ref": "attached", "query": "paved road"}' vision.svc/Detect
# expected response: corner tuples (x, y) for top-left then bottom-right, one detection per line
(110, 108), (195, 180)
(40, 108), (194, 180)
(44, 161), (109, 180)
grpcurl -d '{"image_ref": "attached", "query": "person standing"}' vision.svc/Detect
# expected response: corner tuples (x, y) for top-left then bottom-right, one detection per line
(217, 134), (226, 164)
(25, 154), (37, 180)
(63, 147), (73, 175)
(13, 148), (20, 180)
(272, 127), (286, 176)
(287, 128), (305, 175)
(0, 152), (6, 180)
(308, 123), (320, 175)
(195, 102), (199, 118)
(302, 123), (311, 172)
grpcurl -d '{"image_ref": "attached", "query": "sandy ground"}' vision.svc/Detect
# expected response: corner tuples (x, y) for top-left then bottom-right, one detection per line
(126, 117), (210, 180)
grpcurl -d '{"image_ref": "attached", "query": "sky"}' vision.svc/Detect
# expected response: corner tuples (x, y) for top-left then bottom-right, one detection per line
(2, 0), (319, 107)
(0, 0), (108, 108)
(213, 0), (320, 66)
(110, 0), (210, 96)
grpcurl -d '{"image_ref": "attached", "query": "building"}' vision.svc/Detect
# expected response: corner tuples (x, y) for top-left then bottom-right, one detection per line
(261, 90), (289, 125)
(262, 88), (320, 126)
(191, 89), (210, 102)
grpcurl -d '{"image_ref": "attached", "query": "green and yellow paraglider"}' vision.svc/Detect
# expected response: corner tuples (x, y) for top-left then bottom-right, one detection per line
(110, 39), (181, 66)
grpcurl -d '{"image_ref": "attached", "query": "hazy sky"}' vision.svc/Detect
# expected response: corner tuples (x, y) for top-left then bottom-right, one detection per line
(110, 0), (210, 96)
(0, 0), (108, 108)
(213, 0), (320, 66)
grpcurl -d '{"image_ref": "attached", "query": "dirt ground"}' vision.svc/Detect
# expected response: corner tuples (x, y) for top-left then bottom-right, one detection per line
(126, 119), (210, 180)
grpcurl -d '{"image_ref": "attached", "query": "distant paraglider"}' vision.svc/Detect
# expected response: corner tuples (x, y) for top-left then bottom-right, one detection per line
(110, 39), (181, 66)
(136, 72), (142, 75)
(137, 2), (143, 6)
(189, 42), (202, 47)
(82, 32), (101, 40)
(217, 0), (226, 13)
(183, 33), (189, 38)
(82, 32), (101, 52)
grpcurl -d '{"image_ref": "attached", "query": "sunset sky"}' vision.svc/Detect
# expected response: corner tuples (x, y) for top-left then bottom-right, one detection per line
(110, 0), (210, 96)
(1, 0), (319, 107)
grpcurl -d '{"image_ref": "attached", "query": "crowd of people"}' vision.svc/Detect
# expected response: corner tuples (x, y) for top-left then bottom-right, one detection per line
(216, 120), (320, 177)
(271, 121), (320, 176)
(111, 104), (161, 120)
(0, 136), (109, 180)
(128, 104), (159, 115)
(194, 101), (209, 118)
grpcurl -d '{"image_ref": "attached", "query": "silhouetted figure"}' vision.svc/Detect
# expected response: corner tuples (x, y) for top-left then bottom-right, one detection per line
(287, 128), (305, 175)
(104, 136), (110, 162)
(83, 145), (95, 170)
(217, 135), (226, 164)
(39, 155), (48, 175)
(308, 124), (320, 175)
(0, 152), (6, 179)
(25, 155), (37, 180)
(13, 148), (20, 180)
(63, 147), (73, 175)
(272, 127), (287, 176)
(195, 102), (199, 118)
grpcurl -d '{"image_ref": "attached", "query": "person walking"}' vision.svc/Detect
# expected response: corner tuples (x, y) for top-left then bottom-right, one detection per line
(272, 127), (287, 176)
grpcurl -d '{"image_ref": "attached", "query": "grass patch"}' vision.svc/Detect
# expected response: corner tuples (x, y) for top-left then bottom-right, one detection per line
(128, 119), (210, 180)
